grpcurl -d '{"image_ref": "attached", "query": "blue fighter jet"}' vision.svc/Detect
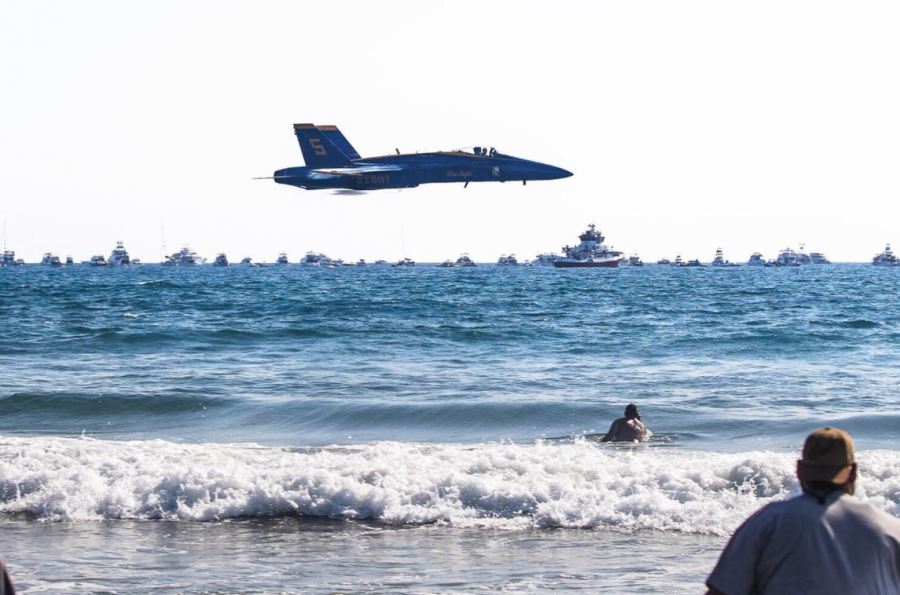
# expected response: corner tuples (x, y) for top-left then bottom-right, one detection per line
(267, 124), (573, 191)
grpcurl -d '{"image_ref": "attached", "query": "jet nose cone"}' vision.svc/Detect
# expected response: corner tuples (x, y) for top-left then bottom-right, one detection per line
(543, 164), (572, 179)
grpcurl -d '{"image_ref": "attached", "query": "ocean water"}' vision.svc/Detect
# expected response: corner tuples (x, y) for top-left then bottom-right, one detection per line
(1, 264), (899, 593)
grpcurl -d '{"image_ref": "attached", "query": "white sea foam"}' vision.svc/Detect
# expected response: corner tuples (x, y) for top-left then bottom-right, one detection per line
(1, 436), (898, 534)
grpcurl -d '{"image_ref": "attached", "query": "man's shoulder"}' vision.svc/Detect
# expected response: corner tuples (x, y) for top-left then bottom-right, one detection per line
(735, 494), (814, 531)
(838, 496), (900, 535)
(754, 495), (803, 517)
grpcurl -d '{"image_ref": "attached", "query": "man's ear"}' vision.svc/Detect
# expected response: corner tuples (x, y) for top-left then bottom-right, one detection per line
(846, 463), (858, 495)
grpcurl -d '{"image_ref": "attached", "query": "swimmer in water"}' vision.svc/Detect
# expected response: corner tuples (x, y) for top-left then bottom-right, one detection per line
(601, 403), (651, 442)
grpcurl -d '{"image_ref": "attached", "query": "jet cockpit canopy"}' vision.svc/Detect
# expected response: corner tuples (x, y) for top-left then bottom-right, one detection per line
(470, 146), (499, 157)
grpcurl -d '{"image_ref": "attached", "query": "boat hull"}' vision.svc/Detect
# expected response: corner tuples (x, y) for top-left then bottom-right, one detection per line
(552, 258), (619, 268)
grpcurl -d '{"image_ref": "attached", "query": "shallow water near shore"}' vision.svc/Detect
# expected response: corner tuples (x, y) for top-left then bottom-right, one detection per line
(1, 264), (899, 592)
(0, 517), (725, 593)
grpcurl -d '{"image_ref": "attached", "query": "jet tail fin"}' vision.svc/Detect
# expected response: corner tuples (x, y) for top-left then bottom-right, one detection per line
(293, 124), (353, 167)
(318, 125), (361, 160)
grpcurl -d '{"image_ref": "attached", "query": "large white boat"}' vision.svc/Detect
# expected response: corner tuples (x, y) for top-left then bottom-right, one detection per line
(873, 244), (898, 266)
(163, 246), (204, 266)
(773, 247), (802, 267)
(109, 241), (132, 266)
(213, 253), (229, 266)
(276, 253), (289, 265)
(456, 253), (476, 267)
(41, 253), (62, 266)
(710, 248), (739, 267)
(747, 252), (767, 266)
(809, 252), (831, 264)
(552, 224), (621, 268)
(301, 251), (326, 266)
(88, 255), (108, 266)
(532, 253), (558, 266)
(497, 254), (519, 266)
(710, 248), (726, 266)
(0, 250), (23, 266)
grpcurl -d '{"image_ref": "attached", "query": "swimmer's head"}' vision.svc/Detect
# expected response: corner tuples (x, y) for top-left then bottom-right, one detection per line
(625, 403), (640, 420)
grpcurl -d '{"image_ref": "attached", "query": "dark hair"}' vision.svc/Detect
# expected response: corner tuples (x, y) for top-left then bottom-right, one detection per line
(624, 404), (640, 420)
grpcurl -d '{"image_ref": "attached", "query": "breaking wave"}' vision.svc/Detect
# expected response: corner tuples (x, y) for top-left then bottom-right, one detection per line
(1, 436), (898, 534)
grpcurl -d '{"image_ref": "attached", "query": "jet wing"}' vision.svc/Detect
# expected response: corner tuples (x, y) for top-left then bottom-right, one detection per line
(312, 164), (404, 176)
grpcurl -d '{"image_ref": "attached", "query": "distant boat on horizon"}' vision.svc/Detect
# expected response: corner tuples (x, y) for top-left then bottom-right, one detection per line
(552, 224), (620, 268)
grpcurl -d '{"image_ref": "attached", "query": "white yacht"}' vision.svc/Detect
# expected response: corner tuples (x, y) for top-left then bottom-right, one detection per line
(88, 255), (108, 266)
(0, 250), (23, 266)
(672, 255), (684, 267)
(41, 253), (62, 266)
(439, 259), (456, 267)
(711, 248), (739, 267)
(533, 253), (558, 266)
(809, 252), (831, 264)
(393, 257), (415, 267)
(213, 253), (229, 266)
(747, 252), (767, 266)
(301, 251), (325, 266)
(773, 247), (802, 266)
(456, 253), (476, 267)
(873, 244), (898, 266)
(276, 253), (289, 265)
(552, 224), (621, 268)
(497, 254), (519, 266)
(108, 241), (132, 266)
(711, 248), (726, 266)
(656, 257), (671, 265)
(163, 246), (203, 266)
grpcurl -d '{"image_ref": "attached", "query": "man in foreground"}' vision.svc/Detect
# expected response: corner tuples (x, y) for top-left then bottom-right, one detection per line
(706, 427), (900, 595)
(0, 558), (14, 595)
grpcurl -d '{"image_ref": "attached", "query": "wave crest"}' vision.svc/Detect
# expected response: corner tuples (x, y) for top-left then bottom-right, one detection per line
(1, 436), (898, 534)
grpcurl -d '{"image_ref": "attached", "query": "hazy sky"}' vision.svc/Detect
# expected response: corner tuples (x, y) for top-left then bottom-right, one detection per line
(2, 1), (899, 263)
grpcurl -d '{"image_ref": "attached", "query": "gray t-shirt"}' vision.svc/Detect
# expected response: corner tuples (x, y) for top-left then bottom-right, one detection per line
(0, 558), (14, 595)
(707, 491), (900, 595)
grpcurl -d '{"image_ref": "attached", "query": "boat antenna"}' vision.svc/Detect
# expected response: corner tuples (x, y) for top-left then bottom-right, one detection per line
(160, 217), (167, 260)
(400, 222), (406, 259)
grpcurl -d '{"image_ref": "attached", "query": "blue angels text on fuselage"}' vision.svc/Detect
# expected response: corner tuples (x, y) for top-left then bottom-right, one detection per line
(269, 124), (573, 191)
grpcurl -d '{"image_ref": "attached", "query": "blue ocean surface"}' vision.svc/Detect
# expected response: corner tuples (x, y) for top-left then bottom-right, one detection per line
(1, 264), (899, 592)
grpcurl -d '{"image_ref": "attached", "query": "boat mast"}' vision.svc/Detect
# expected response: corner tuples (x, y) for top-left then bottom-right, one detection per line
(160, 217), (167, 260)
